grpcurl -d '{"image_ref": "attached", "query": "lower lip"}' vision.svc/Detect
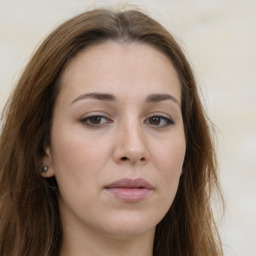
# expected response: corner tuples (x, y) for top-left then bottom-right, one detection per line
(105, 188), (152, 202)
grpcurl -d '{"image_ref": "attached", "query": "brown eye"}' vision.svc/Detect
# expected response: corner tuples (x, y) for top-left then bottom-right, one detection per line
(80, 115), (111, 127)
(146, 115), (174, 128)
(90, 116), (102, 124)
(149, 116), (161, 125)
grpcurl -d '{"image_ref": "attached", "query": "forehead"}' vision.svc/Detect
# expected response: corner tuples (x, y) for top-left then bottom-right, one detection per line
(58, 42), (181, 104)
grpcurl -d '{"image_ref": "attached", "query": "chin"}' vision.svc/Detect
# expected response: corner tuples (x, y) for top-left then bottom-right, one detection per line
(97, 210), (162, 237)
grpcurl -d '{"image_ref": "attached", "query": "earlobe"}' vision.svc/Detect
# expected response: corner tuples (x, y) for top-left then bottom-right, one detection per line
(41, 147), (55, 178)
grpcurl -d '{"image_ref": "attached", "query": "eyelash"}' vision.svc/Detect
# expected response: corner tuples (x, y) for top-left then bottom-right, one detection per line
(80, 114), (174, 128)
(145, 115), (175, 128)
(80, 115), (112, 127)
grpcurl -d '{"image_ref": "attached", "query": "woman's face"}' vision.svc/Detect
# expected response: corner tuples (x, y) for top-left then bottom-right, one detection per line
(43, 42), (186, 238)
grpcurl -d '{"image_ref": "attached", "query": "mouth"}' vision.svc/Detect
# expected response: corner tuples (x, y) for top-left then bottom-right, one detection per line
(105, 178), (154, 202)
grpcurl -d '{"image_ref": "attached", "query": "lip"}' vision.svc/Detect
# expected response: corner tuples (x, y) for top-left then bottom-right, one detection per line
(105, 178), (154, 202)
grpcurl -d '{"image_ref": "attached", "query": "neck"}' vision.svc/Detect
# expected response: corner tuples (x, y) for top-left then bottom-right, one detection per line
(60, 223), (155, 256)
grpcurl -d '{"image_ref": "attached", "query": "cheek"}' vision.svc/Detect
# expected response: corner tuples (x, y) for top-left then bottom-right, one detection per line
(49, 130), (112, 219)
(152, 134), (186, 199)
(51, 123), (108, 166)
(154, 137), (185, 173)
(50, 125), (111, 191)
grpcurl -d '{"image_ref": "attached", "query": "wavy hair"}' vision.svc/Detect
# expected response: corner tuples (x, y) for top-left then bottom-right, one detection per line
(0, 8), (223, 256)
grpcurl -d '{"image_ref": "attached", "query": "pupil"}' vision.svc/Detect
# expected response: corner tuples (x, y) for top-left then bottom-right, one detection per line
(91, 116), (101, 124)
(150, 117), (160, 125)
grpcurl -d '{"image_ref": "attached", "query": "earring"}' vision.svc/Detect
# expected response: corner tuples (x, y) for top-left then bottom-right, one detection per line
(40, 166), (48, 173)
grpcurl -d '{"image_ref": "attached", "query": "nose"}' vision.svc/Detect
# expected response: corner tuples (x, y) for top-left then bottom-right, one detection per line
(112, 121), (150, 165)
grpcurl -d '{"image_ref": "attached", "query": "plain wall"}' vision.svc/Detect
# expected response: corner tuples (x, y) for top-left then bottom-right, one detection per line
(0, 0), (255, 255)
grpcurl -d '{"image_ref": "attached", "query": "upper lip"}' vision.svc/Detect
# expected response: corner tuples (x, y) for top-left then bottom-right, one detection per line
(105, 178), (153, 189)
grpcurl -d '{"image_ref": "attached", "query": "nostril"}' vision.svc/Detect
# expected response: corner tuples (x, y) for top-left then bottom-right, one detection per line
(120, 156), (146, 162)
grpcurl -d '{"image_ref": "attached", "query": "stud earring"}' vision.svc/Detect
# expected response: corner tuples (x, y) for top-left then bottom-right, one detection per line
(40, 166), (48, 173)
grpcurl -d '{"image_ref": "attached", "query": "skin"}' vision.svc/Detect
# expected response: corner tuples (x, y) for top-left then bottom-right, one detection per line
(42, 42), (186, 256)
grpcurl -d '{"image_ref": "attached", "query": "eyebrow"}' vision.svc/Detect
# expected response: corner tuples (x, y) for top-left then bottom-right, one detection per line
(145, 93), (180, 107)
(71, 92), (116, 104)
(71, 92), (180, 107)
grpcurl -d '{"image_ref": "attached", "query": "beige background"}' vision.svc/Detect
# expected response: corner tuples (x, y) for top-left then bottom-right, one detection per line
(0, 0), (255, 255)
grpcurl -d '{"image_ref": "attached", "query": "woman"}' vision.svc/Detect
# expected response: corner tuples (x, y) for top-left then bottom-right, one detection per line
(0, 8), (223, 256)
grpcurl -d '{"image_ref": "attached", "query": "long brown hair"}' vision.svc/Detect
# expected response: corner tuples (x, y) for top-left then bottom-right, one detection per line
(0, 8), (223, 256)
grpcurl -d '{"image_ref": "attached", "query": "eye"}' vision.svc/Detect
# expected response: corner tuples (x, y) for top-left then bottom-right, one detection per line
(80, 115), (112, 127)
(145, 115), (174, 128)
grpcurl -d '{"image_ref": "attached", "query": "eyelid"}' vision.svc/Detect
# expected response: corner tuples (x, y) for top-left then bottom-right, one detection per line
(79, 111), (113, 119)
(146, 112), (174, 120)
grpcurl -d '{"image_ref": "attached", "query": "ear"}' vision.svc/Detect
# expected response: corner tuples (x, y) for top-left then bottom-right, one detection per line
(41, 146), (55, 178)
